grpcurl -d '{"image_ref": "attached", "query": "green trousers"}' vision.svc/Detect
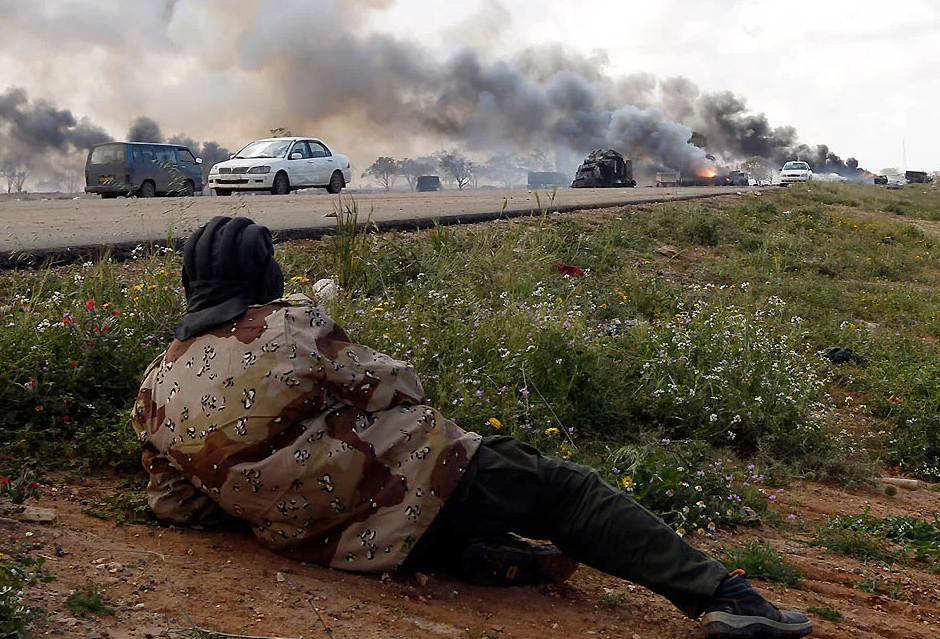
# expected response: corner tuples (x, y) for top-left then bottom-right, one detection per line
(409, 436), (729, 618)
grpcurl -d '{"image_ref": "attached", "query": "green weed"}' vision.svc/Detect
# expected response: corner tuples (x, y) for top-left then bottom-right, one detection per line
(66, 583), (114, 616)
(720, 542), (803, 587)
(807, 606), (843, 622)
(0, 552), (54, 638)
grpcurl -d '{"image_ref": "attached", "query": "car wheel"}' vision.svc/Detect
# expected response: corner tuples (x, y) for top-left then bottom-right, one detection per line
(271, 172), (290, 195)
(179, 180), (195, 197)
(326, 171), (345, 194)
(137, 181), (156, 198)
(214, 189), (232, 197)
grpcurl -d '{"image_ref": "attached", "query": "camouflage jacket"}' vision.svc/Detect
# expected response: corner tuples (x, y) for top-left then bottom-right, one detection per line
(131, 294), (481, 572)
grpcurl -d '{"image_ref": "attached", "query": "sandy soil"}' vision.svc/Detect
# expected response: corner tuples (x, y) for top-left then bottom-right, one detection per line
(4, 475), (938, 639)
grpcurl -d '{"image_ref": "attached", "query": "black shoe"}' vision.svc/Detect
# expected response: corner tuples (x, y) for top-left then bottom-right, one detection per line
(702, 571), (813, 638)
(459, 533), (579, 587)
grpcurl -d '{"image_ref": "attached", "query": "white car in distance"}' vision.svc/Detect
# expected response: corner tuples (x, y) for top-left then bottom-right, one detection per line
(208, 137), (352, 196)
(778, 161), (813, 185)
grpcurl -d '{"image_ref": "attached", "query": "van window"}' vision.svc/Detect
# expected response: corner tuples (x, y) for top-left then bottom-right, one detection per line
(90, 144), (126, 164)
(178, 148), (196, 164)
(155, 147), (178, 164)
(131, 146), (144, 163)
(141, 146), (155, 163)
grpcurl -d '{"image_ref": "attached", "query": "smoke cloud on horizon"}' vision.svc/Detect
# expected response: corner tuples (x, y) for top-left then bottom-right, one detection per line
(0, 0), (867, 189)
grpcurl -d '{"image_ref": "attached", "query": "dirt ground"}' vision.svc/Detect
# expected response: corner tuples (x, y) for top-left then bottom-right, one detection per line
(3, 475), (938, 639)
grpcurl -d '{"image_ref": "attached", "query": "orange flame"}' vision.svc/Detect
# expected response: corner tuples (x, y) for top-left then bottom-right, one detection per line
(698, 168), (717, 178)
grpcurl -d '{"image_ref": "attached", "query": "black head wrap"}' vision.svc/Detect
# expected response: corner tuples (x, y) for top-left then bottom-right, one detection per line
(174, 216), (284, 341)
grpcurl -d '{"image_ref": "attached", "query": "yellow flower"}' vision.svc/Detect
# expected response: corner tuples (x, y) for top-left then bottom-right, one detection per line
(290, 275), (310, 283)
(599, 303), (608, 309)
(544, 427), (560, 436)
(102, 303), (111, 309)
(676, 527), (686, 537)
(621, 476), (634, 489)
(158, 269), (168, 276)
(132, 284), (144, 291)
(487, 417), (502, 429)
(147, 284), (158, 290)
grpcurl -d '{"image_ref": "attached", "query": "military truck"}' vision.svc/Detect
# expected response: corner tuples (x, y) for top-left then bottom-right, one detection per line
(571, 149), (636, 188)
(528, 171), (569, 188)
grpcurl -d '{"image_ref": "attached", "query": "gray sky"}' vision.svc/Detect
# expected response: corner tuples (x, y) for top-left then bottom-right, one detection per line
(0, 0), (936, 177)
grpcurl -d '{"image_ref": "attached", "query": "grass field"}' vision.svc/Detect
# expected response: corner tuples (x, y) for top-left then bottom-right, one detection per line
(2, 181), (939, 534)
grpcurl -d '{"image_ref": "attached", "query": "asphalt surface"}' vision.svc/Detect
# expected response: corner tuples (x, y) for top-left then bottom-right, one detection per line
(0, 186), (751, 267)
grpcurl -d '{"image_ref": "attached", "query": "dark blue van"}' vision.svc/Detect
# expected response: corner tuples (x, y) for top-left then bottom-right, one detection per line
(85, 142), (204, 198)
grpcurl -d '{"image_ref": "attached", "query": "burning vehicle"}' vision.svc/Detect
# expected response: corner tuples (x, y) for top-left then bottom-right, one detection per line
(905, 171), (931, 184)
(655, 171), (679, 187)
(571, 149), (636, 188)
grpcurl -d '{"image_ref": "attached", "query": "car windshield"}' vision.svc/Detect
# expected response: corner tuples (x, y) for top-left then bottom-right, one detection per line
(783, 162), (809, 171)
(235, 139), (292, 159)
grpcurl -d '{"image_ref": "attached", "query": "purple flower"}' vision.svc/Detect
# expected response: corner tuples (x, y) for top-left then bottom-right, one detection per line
(661, 438), (671, 444)
(612, 467), (621, 475)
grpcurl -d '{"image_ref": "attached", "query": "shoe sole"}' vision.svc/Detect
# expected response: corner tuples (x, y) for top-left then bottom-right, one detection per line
(461, 544), (579, 587)
(702, 612), (813, 638)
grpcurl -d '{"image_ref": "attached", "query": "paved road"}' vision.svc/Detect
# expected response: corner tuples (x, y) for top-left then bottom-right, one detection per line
(0, 186), (750, 261)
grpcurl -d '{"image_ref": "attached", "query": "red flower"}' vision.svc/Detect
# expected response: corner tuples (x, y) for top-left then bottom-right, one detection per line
(551, 262), (585, 277)
(85, 298), (95, 310)
(111, 309), (120, 316)
(0, 476), (8, 486)
(63, 415), (70, 422)
(28, 482), (40, 490)
(101, 324), (109, 332)
(69, 361), (78, 369)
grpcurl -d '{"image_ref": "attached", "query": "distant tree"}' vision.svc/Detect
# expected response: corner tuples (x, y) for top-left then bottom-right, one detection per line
(398, 156), (439, 190)
(437, 150), (475, 190)
(482, 154), (526, 188)
(1, 160), (31, 194)
(522, 150), (553, 172)
(741, 156), (775, 184)
(362, 157), (399, 191)
(63, 171), (82, 193)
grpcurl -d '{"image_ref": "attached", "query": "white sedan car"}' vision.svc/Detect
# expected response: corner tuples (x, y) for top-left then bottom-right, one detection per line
(778, 161), (813, 185)
(208, 137), (352, 196)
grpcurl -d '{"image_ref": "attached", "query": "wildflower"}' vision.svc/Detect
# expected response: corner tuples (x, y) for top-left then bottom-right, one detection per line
(621, 476), (633, 490)
(768, 494), (777, 501)
(676, 527), (686, 537)
(696, 500), (706, 508)
(85, 298), (95, 310)
(290, 275), (310, 283)
(0, 477), (8, 485)
(707, 521), (716, 531)
(112, 309), (120, 316)
(487, 417), (502, 429)
(35, 405), (43, 412)
(665, 489), (675, 497)
(544, 427), (560, 436)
